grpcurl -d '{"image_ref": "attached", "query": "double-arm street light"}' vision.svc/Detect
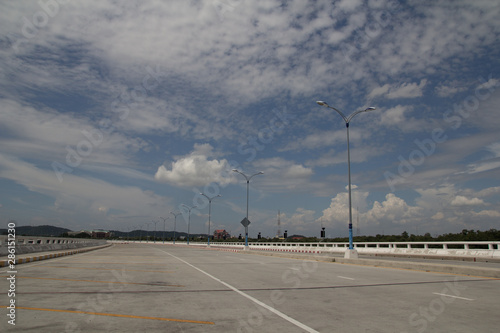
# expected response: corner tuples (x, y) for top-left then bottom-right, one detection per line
(170, 211), (181, 244)
(152, 220), (159, 243)
(316, 101), (376, 258)
(232, 169), (264, 249)
(200, 193), (221, 247)
(144, 222), (151, 242)
(160, 217), (169, 243)
(181, 204), (197, 245)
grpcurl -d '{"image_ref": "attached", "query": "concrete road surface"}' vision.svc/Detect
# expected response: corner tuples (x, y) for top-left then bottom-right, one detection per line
(1, 243), (499, 332)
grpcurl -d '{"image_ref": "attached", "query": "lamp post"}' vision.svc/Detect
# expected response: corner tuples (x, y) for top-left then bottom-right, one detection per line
(145, 222), (151, 243)
(152, 220), (159, 243)
(170, 211), (181, 244)
(181, 204), (197, 245)
(232, 169), (264, 250)
(200, 193), (221, 247)
(139, 223), (145, 242)
(160, 217), (169, 244)
(316, 101), (375, 259)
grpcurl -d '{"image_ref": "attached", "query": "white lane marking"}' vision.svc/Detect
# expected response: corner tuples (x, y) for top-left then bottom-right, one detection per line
(161, 249), (320, 333)
(337, 276), (355, 280)
(432, 293), (474, 301)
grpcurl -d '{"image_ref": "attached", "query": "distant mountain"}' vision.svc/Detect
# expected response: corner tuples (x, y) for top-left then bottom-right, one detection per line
(111, 230), (195, 239)
(0, 225), (71, 237)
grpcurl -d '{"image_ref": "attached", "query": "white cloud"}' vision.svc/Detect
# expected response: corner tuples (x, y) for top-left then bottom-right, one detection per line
(0, 98), (147, 167)
(365, 193), (422, 225)
(472, 210), (500, 218)
(0, 153), (172, 230)
(319, 188), (370, 227)
(368, 84), (390, 99)
(388, 79), (428, 99)
(451, 195), (485, 206)
(269, 208), (317, 233)
(435, 83), (467, 97)
(476, 186), (500, 197)
(379, 105), (409, 125)
(251, 157), (314, 192)
(154, 144), (234, 187)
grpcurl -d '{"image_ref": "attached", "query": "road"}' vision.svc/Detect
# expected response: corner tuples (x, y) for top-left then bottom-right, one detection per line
(1, 243), (499, 332)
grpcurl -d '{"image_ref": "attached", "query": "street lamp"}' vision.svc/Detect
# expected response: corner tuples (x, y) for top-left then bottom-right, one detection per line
(316, 101), (376, 259)
(181, 204), (197, 245)
(160, 217), (169, 244)
(232, 169), (264, 250)
(170, 211), (181, 244)
(152, 220), (159, 243)
(145, 222), (151, 242)
(200, 193), (222, 247)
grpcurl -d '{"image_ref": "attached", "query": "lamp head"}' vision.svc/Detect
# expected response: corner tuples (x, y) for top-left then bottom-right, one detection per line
(316, 101), (328, 107)
(365, 107), (376, 111)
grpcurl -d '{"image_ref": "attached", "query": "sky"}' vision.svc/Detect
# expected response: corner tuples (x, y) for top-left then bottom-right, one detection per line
(1, 0), (500, 239)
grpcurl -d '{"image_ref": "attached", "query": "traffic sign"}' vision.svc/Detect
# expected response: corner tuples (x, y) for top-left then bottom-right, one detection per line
(240, 217), (250, 227)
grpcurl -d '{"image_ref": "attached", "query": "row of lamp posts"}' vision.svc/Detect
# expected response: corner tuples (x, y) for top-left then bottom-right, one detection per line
(129, 101), (375, 258)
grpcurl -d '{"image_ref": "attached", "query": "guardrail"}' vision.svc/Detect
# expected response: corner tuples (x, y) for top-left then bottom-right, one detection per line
(114, 240), (500, 260)
(205, 241), (500, 260)
(0, 236), (108, 256)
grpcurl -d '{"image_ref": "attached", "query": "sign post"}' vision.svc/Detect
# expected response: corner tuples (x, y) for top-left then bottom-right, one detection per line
(240, 217), (250, 250)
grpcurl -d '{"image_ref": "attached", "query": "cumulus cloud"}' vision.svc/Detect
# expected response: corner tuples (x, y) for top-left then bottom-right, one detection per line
(451, 195), (485, 206)
(319, 189), (423, 234)
(319, 187), (370, 226)
(154, 143), (234, 187)
(365, 193), (422, 224)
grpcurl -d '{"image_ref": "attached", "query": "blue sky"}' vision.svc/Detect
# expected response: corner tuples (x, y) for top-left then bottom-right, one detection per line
(1, 0), (500, 238)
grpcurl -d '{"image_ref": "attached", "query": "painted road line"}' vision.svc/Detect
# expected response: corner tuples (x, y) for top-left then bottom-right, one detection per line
(0, 275), (183, 287)
(0, 306), (214, 325)
(337, 276), (355, 280)
(160, 249), (320, 333)
(432, 292), (475, 301)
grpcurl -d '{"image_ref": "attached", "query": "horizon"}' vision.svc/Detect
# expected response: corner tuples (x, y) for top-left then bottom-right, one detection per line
(1, 1), (500, 240)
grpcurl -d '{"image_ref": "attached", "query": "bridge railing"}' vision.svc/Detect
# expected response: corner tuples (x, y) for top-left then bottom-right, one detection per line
(205, 241), (500, 259)
(0, 236), (108, 256)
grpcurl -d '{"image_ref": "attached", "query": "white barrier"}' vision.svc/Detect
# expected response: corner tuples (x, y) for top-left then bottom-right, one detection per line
(0, 236), (107, 256)
(204, 241), (500, 259)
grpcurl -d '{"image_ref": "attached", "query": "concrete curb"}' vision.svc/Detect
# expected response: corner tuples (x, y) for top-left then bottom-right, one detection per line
(212, 248), (500, 279)
(0, 243), (112, 268)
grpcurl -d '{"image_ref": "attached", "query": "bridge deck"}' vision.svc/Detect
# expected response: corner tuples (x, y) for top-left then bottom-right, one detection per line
(1, 243), (499, 332)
